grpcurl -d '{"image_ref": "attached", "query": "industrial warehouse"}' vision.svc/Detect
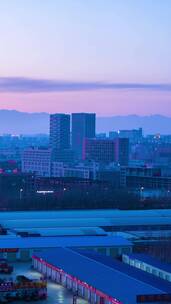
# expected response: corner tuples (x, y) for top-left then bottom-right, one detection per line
(122, 253), (171, 281)
(0, 235), (132, 261)
(1, 209), (171, 239)
(1, 209), (171, 261)
(0, 209), (171, 303)
(32, 248), (171, 304)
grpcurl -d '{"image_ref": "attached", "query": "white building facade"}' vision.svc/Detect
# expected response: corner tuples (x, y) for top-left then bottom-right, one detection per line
(22, 147), (51, 177)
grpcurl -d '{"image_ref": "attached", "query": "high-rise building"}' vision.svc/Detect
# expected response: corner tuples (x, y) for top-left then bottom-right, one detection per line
(83, 138), (116, 163)
(115, 138), (129, 166)
(109, 128), (143, 143)
(118, 128), (143, 143)
(83, 137), (129, 166)
(50, 114), (70, 160)
(72, 113), (96, 159)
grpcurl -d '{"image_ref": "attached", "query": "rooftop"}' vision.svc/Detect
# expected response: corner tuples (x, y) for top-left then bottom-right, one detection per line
(125, 253), (171, 273)
(74, 249), (171, 293)
(1, 209), (171, 229)
(0, 235), (132, 249)
(33, 248), (170, 304)
(13, 226), (106, 237)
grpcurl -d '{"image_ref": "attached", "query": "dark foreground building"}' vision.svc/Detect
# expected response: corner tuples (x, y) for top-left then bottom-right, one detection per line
(0, 172), (35, 201)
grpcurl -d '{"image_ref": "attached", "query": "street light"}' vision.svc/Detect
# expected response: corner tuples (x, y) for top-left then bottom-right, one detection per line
(140, 187), (144, 200)
(20, 188), (23, 200)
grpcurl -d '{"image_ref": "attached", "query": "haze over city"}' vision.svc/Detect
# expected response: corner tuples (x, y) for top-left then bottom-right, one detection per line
(0, 0), (171, 115)
(1, 1), (171, 304)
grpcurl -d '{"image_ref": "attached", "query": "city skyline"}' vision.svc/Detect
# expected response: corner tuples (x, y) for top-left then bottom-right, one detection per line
(1, 2), (171, 302)
(0, 0), (171, 115)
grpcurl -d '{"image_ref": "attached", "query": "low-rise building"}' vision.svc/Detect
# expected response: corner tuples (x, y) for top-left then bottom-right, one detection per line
(122, 253), (171, 282)
(22, 147), (51, 177)
(0, 235), (132, 261)
(32, 247), (171, 304)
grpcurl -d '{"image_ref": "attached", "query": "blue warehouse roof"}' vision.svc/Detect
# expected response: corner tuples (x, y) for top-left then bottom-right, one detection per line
(33, 248), (171, 304)
(74, 249), (171, 293)
(1, 209), (171, 229)
(0, 235), (132, 249)
(125, 253), (171, 273)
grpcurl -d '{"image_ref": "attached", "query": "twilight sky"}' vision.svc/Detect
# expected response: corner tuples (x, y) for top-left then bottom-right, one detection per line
(0, 0), (171, 115)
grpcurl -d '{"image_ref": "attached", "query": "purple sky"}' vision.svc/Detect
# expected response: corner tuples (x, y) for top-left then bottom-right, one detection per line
(0, 0), (171, 115)
(0, 89), (171, 116)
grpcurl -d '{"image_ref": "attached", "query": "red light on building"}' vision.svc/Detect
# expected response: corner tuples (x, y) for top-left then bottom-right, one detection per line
(0, 248), (18, 253)
(32, 255), (122, 304)
(137, 294), (171, 303)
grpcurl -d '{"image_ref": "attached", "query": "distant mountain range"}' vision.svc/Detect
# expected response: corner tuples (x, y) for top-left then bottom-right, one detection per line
(0, 110), (170, 135)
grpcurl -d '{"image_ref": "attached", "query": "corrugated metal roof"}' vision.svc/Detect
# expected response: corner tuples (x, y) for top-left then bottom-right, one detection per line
(125, 253), (171, 273)
(74, 249), (171, 293)
(13, 226), (106, 237)
(33, 248), (168, 304)
(0, 235), (132, 249)
(0, 209), (171, 229)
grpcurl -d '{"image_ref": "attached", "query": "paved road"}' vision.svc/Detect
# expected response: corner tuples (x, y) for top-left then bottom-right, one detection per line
(0, 262), (88, 304)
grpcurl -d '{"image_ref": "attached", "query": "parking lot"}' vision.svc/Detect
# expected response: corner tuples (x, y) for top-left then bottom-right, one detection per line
(0, 262), (88, 304)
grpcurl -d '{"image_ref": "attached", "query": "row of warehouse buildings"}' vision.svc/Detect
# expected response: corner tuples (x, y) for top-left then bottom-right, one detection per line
(0, 235), (132, 262)
(0, 209), (171, 303)
(32, 248), (171, 304)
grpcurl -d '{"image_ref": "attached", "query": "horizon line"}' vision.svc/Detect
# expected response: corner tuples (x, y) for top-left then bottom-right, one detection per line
(0, 109), (171, 118)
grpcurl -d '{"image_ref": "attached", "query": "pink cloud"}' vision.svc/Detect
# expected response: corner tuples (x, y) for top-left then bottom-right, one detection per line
(0, 89), (171, 116)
